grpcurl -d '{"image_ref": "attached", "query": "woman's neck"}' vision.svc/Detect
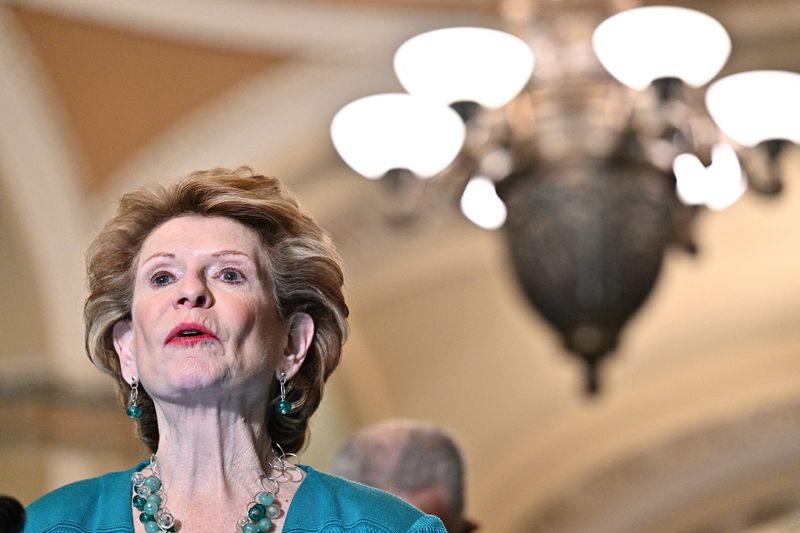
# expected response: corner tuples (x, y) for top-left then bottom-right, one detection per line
(152, 398), (271, 491)
(133, 399), (302, 532)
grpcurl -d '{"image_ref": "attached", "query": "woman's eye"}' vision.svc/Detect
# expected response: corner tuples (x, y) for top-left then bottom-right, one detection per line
(151, 272), (174, 286)
(220, 269), (243, 283)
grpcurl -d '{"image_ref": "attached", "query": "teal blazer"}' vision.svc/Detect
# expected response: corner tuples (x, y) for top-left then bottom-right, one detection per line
(24, 463), (446, 532)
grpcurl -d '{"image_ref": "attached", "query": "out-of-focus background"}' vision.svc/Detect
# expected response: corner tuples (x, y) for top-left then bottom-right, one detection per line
(1, 1), (800, 531)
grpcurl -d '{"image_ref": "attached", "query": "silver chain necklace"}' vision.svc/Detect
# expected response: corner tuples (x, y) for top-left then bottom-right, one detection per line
(130, 447), (300, 532)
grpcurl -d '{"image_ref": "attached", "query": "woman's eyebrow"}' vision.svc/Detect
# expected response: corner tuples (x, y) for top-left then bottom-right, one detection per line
(141, 252), (175, 265)
(211, 250), (253, 260)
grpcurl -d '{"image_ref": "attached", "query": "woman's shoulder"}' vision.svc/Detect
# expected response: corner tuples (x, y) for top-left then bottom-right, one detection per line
(285, 466), (447, 533)
(23, 462), (145, 533)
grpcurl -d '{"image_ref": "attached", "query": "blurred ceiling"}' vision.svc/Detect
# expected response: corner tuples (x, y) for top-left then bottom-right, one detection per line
(1, 1), (800, 531)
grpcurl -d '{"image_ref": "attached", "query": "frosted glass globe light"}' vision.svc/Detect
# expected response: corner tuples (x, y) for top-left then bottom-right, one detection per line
(674, 153), (707, 206)
(705, 70), (800, 148)
(330, 93), (466, 179)
(394, 27), (535, 109)
(673, 143), (745, 210)
(592, 6), (731, 90)
(704, 143), (746, 211)
(460, 176), (507, 230)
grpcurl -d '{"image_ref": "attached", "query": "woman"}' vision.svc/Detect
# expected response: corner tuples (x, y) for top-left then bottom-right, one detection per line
(24, 167), (446, 533)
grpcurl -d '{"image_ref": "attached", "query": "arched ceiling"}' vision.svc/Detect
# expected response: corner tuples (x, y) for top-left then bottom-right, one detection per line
(12, 5), (288, 193)
(1, 1), (800, 530)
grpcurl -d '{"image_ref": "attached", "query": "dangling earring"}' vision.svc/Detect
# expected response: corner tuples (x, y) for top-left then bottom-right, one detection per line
(275, 372), (292, 415)
(126, 377), (142, 419)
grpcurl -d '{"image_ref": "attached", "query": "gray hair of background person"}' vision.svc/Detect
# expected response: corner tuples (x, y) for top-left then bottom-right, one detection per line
(330, 419), (466, 516)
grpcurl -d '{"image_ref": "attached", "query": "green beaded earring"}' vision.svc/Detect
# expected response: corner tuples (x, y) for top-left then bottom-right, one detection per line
(275, 372), (292, 415)
(126, 377), (142, 419)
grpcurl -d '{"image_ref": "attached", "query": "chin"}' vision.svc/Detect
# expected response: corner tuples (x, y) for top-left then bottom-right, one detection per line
(161, 359), (228, 395)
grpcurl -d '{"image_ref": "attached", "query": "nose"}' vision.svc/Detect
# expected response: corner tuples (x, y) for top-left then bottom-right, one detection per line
(174, 271), (214, 309)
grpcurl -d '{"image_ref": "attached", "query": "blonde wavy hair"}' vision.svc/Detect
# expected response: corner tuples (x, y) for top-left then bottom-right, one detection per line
(84, 167), (348, 453)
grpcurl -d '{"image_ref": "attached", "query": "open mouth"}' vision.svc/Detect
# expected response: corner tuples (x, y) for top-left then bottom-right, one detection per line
(177, 329), (204, 337)
(165, 323), (218, 345)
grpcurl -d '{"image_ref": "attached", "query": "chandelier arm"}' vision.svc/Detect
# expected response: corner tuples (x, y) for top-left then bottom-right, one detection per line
(761, 139), (787, 196)
(377, 168), (428, 228)
(583, 354), (603, 396)
(740, 140), (787, 197)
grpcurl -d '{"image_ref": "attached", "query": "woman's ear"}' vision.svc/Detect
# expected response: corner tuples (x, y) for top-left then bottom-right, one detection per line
(112, 319), (137, 382)
(280, 312), (314, 380)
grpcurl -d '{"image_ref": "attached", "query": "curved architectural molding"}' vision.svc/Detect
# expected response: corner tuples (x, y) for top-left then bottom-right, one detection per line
(0, 7), (97, 387)
(522, 398), (800, 532)
(95, 61), (391, 219)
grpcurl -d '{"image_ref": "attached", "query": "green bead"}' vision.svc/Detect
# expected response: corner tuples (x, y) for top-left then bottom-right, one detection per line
(146, 494), (161, 506)
(132, 495), (147, 511)
(139, 513), (154, 523)
(242, 524), (259, 533)
(144, 501), (159, 515)
(144, 521), (161, 533)
(248, 503), (266, 521)
(276, 399), (292, 415)
(144, 475), (161, 491)
(127, 404), (142, 418)
(256, 491), (274, 506)
(257, 517), (273, 532)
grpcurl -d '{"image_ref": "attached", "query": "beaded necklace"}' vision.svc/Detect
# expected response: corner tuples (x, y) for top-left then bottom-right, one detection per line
(131, 450), (298, 533)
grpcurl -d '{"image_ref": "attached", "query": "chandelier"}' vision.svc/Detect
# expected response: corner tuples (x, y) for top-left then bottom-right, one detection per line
(329, 1), (800, 394)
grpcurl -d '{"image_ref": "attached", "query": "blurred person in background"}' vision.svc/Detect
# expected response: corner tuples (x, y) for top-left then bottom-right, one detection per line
(331, 418), (478, 533)
(23, 167), (446, 533)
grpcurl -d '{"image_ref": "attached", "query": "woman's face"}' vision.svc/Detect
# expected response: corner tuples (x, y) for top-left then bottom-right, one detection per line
(114, 214), (287, 403)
